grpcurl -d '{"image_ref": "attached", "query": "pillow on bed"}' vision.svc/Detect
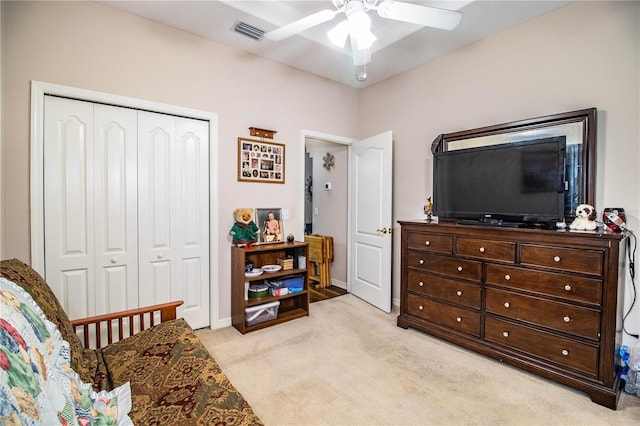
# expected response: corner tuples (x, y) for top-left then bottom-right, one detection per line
(0, 277), (132, 425)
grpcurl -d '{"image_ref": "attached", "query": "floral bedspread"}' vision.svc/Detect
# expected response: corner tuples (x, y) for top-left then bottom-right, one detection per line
(0, 277), (132, 425)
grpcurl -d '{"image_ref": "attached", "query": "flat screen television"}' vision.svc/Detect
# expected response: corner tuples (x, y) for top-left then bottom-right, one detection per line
(433, 136), (567, 227)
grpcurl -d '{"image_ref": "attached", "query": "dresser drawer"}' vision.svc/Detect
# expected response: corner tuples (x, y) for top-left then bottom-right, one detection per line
(406, 232), (453, 254)
(456, 238), (516, 263)
(407, 293), (480, 336)
(407, 252), (481, 282)
(485, 288), (600, 340)
(520, 244), (603, 276)
(484, 316), (599, 376)
(407, 271), (481, 309)
(486, 264), (602, 305)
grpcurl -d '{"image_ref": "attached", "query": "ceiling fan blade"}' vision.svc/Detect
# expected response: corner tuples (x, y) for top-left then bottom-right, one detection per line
(264, 9), (337, 41)
(377, 0), (463, 30)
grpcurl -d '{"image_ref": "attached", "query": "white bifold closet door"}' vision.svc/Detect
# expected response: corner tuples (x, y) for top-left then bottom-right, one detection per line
(137, 110), (210, 325)
(43, 96), (210, 328)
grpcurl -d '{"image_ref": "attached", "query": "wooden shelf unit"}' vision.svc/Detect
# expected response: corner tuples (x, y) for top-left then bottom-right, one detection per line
(398, 220), (626, 409)
(231, 242), (309, 334)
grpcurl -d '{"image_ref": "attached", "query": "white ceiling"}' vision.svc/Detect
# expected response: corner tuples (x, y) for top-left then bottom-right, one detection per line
(99, 0), (571, 89)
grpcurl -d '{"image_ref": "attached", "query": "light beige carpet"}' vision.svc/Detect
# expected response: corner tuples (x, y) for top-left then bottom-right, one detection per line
(196, 294), (640, 425)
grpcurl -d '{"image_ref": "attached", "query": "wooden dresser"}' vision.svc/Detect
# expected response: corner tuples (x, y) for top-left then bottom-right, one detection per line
(397, 220), (626, 409)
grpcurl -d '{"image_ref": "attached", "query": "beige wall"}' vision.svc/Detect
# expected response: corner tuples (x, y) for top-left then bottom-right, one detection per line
(0, 1), (358, 321)
(2, 1), (639, 336)
(360, 1), (640, 342)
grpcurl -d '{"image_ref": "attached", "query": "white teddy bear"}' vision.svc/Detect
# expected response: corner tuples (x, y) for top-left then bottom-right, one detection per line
(569, 203), (597, 231)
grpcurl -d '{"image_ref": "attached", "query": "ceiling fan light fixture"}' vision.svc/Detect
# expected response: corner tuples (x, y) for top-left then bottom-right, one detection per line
(328, 20), (350, 47)
(345, 2), (376, 50)
(346, 4), (372, 34)
(355, 28), (376, 49)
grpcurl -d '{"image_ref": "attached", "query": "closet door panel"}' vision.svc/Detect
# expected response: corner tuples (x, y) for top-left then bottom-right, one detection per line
(44, 96), (95, 318)
(93, 104), (138, 314)
(175, 118), (210, 328)
(138, 111), (177, 307)
(60, 269), (91, 320)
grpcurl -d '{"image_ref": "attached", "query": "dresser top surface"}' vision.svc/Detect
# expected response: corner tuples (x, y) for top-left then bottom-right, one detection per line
(398, 219), (625, 243)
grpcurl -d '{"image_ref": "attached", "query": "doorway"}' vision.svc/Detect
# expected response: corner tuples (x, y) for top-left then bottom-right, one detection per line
(304, 137), (349, 295)
(301, 131), (356, 297)
(299, 129), (393, 312)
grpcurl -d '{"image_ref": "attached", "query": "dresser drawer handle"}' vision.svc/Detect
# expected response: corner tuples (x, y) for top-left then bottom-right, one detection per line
(419, 305), (424, 311)
(504, 274), (511, 281)
(456, 317), (462, 323)
(564, 284), (572, 291)
(419, 281), (424, 287)
(504, 302), (510, 308)
(562, 349), (569, 356)
(457, 266), (463, 272)
(563, 316), (571, 323)
(479, 247), (485, 253)
(456, 290), (463, 296)
(553, 256), (561, 263)
(419, 259), (425, 265)
(502, 331), (509, 338)
(425, 241), (431, 246)
(111, 257), (118, 264)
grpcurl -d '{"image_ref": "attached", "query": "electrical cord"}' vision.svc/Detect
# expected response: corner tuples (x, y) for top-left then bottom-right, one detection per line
(622, 229), (638, 338)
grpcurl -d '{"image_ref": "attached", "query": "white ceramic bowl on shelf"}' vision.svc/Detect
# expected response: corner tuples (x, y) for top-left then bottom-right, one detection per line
(245, 268), (263, 278)
(261, 264), (282, 273)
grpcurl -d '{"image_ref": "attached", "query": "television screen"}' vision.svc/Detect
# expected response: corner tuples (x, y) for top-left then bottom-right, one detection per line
(433, 136), (567, 225)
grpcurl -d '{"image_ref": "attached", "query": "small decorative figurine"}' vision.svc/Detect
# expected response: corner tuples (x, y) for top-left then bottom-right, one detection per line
(229, 208), (260, 246)
(287, 234), (295, 243)
(569, 203), (597, 231)
(424, 196), (434, 221)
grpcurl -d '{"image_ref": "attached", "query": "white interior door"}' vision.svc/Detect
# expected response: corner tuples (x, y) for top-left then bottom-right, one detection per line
(138, 112), (210, 328)
(44, 96), (96, 319)
(45, 98), (209, 327)
(174, 117), (210, 329)
(349, 131), (393, 312)
(44, 97), (139, 319)
(93, 104), (139, 315)
(34, 82), (217, 330)
(137, 111), (177, 307)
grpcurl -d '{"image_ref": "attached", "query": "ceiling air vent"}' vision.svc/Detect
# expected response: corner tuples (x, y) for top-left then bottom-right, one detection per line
(233, 20), (265, 41)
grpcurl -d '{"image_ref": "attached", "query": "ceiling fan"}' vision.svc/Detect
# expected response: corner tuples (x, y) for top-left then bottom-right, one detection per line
(264, 0), (463, 69)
